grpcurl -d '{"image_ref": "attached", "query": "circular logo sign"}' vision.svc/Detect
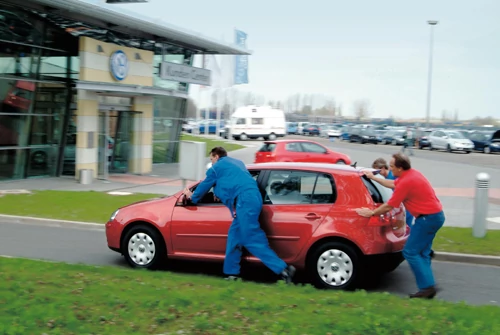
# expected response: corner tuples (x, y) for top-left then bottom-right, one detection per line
(110, 50), (129, 81)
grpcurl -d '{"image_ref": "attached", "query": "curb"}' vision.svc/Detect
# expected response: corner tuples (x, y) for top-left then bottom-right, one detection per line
(433, 251), (500, 267)
(0, 214), (102, 227)
(1, 214), (500, 267)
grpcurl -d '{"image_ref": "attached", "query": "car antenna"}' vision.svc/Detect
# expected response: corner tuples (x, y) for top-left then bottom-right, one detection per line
(350, 161), (357, 168)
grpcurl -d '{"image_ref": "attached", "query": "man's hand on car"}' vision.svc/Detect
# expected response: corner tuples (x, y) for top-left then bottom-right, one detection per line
(183, 188), (193, 199)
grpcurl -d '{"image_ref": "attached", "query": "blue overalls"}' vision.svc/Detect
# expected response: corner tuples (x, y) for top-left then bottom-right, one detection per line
(191, 156), (287, 276)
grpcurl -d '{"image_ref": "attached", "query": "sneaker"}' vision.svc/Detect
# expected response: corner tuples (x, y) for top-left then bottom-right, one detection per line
(281, 265), (296, 284)
(224, 275), (240, 281)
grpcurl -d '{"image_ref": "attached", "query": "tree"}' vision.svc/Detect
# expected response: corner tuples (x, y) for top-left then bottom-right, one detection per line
(352, 99), (372, 119)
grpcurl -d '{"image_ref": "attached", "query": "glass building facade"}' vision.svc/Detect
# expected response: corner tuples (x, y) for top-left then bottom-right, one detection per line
(0, 0), (198, 181)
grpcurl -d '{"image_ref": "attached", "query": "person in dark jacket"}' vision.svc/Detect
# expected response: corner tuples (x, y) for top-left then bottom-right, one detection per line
(183, 147), (296, 283)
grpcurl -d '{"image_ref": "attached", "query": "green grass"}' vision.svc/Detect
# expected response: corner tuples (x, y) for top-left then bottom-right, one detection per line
(434, 227), (500, 256)
(152, 134), (245, 163)
(1, 257), (499, 335)
(0, 191), (161, 223)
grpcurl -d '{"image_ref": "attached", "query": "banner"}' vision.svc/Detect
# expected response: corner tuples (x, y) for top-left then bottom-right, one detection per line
(234, 29), (249, 85)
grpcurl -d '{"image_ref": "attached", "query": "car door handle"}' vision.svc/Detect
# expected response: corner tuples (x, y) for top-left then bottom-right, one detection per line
(305, 213), (321, 220)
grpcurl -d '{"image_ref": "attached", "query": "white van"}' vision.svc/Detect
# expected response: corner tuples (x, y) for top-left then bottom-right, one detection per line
(224, 106), (286, 140)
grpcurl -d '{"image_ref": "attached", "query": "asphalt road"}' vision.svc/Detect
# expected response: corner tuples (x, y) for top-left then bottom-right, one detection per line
(1, 219), (499, 306)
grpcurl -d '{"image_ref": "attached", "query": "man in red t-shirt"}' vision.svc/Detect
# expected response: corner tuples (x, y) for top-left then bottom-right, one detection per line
(356, 153), (445, 299)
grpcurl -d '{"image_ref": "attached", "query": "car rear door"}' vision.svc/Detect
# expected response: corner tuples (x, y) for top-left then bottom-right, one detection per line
(255, 169), (334, 263)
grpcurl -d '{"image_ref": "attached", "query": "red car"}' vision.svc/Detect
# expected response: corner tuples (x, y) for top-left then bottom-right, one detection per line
(105, 163), (408, 290)
(254, 140), (351, 165)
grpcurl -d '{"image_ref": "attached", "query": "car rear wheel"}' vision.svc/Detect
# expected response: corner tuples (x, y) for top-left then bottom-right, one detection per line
(308, 242), (360, 290)
(122, 225), (166, 269)
(239, 133), (248, 141)
(268, 133), (277, 140)
(484, 147), (491, 154)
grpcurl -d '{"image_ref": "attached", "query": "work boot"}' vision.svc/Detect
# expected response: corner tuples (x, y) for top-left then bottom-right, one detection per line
(281, 265), (296, 284)
(409, 286), (437, 299)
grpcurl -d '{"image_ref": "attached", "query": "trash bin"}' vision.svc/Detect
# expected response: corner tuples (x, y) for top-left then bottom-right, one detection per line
(79, 169), (93, 185)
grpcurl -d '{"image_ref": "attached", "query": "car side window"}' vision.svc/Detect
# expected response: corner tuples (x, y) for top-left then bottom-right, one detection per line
(300, 142), (327, 153)
(285, 142), (302, 152)
(264, 170), (336, 205)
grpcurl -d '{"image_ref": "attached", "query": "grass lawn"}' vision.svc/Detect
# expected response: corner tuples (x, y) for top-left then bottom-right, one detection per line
(434, 227), (500, 256)
(152, 134), (245, 163)
(0, 191), (160, 223)
(1, 257), (499, 335)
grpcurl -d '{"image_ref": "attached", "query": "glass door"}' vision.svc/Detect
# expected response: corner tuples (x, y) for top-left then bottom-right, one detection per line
(109, 111), (135, 173)
(97, 110), (110, 180)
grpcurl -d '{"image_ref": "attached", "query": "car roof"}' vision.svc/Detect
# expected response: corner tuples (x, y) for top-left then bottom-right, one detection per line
(246, 162), (370, 175)
(263, 139), (324, 144)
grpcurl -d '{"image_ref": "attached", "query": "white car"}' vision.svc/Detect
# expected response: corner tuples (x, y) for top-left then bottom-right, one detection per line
(320, 125), (342, 138)
(428, 130), (474, 153)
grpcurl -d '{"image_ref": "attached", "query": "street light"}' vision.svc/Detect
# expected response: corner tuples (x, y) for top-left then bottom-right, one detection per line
(425, 20), (438, 128)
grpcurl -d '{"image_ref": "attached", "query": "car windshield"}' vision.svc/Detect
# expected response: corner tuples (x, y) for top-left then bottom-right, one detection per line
(447, 132), (465, 139)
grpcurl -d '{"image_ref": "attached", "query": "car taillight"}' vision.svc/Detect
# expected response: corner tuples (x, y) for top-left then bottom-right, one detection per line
(368, 214), (393, 227)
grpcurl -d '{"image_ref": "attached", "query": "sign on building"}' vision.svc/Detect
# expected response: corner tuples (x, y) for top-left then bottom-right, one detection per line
(159, 62), (211, 86)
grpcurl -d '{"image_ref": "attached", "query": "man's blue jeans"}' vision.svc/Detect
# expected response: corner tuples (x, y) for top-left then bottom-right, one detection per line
(402, 211), (445, 290)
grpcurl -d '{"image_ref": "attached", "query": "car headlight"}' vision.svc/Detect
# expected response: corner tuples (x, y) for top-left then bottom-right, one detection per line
(110, 209), (119, 221)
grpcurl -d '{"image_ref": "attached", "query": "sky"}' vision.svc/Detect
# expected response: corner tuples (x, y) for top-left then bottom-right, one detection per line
(83, 0), (499, 120)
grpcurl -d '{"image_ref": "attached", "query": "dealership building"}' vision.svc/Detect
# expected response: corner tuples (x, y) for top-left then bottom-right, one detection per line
(0, 0), (250, 181)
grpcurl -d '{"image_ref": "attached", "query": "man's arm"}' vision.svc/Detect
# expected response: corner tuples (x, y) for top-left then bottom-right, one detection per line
(363, 171), (395, 189)
(189, 168), (217, 204)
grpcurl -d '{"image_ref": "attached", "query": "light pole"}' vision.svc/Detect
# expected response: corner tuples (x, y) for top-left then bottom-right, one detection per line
(425, 20), (438, 128)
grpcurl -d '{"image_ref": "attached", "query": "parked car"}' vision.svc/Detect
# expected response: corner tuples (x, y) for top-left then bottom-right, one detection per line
(105, 162), (408, 290)
(297, 122), (309, 135)
(287, 122), (298, 135)
(349, 127), (379, 144)
(254, 140), (351, 165)
(303, 124), (321, 136)
(469, 130), (500, 154)
(415, 129), (432, 149)
(428, 130), (474, 153)
(381, 130), (406, 145)
(320, 125), (342, 138)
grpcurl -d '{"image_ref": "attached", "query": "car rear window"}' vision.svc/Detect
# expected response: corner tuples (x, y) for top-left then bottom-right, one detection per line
(361, 175), (393, 203)
(258, 143), (276, 152)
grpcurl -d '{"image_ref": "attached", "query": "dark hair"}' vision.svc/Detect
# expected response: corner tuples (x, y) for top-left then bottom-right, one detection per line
(392, 153), (411, 170)
(210, 147), (227, 157)
(372, 158), (388, 169)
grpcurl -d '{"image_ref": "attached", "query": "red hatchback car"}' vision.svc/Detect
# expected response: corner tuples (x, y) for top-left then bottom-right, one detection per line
(105, 163), (409, 290)
(254, 140), (351, 165)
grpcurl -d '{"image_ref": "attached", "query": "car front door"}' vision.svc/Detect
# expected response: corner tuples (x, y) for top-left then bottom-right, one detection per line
(169, 170), (262, 259)
(299, 142), (331, 163)
(254, 169), (334, 264)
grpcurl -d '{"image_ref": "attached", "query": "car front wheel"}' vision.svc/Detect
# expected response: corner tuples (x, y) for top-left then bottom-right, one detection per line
(122, 225), (166, 269)
(308, 242), (360, 290)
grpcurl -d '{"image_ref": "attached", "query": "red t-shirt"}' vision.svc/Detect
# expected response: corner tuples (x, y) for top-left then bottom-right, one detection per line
(387, 168), (442, 217)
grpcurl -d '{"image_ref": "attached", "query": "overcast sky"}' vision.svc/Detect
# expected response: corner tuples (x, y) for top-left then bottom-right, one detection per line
(85, 0), (499, 120)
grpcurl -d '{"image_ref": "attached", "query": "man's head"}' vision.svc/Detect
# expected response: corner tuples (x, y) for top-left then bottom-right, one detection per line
(209, 146), (227, 165)
(390, 152), (411, 178)
(372, 158), (389, 177)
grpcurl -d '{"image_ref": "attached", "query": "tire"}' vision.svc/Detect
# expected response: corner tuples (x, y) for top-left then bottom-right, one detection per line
(240, 133), (248, 141)
(465, 150), (471, 154)
(336, 160), (346, 164)
(447, 144), (452, 153)
(484, 147), (491, 154)
(308, 242), (360, 290)
(122, 225), (167, 270)
(392, 139), (397, 145)
(268, 133), (277, 140)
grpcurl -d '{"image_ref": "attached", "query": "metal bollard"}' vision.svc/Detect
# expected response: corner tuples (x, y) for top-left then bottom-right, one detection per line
(472, 172), (490, 238)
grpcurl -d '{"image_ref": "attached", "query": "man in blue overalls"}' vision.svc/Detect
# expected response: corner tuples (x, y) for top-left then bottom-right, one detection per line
(183, 147), (296, 283)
